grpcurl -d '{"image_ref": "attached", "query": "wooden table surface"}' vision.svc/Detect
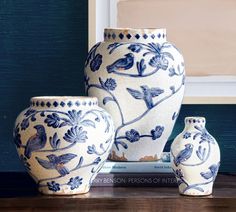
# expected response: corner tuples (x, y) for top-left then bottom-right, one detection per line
(0, 173), (235, 211)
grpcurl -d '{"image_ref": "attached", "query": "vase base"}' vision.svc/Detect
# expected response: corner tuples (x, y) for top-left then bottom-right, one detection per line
(109, 150), (161, 162)
(38, 184), (90, 195)
(179, 189), (212, 197)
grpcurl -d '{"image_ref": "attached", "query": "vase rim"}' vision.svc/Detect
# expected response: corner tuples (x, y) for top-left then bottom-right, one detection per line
(31, 96), (97, 101)
(104, 28), (166, 42)
(185, 116), (205, 119)
(185, 117), (206, 124)
(30, 96), (98, 108)
(105, 27), (166, 31)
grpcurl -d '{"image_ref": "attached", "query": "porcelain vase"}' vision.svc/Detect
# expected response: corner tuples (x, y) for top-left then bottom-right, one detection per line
(13, 96), (114, 195)
(170, 117), (220, 196)
(85, 28), (185, 161)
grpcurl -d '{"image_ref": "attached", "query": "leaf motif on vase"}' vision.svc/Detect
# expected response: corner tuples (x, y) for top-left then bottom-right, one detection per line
(49, 133), (60, 150)
(196, 145), (206, 161)
(44, 113), (61, 128)
(103, 96), (114, 105)
(63, 126), (88, 143)
(136, 59), (146, 76)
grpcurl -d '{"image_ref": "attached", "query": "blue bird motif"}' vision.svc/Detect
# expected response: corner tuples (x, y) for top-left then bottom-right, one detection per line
(200, 163), (220, 180)
(127, 85), (164, 109)
(174, 143), (193, 166)
(24, 125), (47, 159)
(36, 153), (77, 176)
(106, 53), (134, 73)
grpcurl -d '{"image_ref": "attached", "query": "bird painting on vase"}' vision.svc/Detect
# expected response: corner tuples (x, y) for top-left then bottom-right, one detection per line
(200, 163), (220, 180)
(36, 153), (77, 176)
(127, 85), (164, 109)
(106, 53), (134, 73)
(24, 125), (47, 159)
(174, 143), (193, 166)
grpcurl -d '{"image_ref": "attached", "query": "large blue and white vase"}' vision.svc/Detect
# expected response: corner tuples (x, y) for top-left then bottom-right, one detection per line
(85, 28), (185, 161)
(13, 96), (114, 195)
(171, 117), (220, 196)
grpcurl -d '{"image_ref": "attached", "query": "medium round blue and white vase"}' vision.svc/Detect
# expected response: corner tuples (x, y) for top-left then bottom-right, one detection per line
(85, 28), (185, 161)
(13, 96), (114, 195)
(171, 117), (220, 196)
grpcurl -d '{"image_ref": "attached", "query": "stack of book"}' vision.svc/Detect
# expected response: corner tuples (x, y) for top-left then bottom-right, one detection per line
(92, 152), (177, 187)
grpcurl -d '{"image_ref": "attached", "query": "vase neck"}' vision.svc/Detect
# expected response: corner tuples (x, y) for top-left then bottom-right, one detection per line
(104, 28), (166, 43)
(30, 96), (98, 109)
(184, 117), (206, 130)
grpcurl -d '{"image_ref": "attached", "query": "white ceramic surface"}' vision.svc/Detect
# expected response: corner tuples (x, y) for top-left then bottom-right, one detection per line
(171, 117), (220, 196)
(85, 28), (185, 161)
(13, 96), (114, 195)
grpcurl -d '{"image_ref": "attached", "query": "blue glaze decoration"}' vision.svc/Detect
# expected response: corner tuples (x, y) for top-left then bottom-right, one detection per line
(127, 86), (164, 109)
(173, 144), (193, 166)
(125, 129), (140, 143)
(193, 126), (215, 144)
(178, 162), (220, 194)
(183, 132), (191, 139)
(105, 42), (178, 78)
(119, 33), (124, 39)
(45, 113), (61, 128)
(67, 176), (83, 190)
(49, 133), (61, 150)
(136, 59), (146, 76)
(85, 28), (185, 161)
(20, 155), (31, 171)
(13, 124), (22, 148)
(200, 163), (220, 180)
(87, 72), (184, 151)
(106, 53), (134, 73)
(14, 97), (114, 194)
(104, 78), (117, 91)
(151, 126), (164, 140)
(36, 153), (77, 176)
(47, 181), (60, 192)
(171, 117), (220, 195)
(63, 126), (88, 143)
(128, 44), (142, 53)
(149, 55), (168, 70)
(24, 125), (47, 159)
(196, 145), (207, 161)
(104, 32), (166, 41)
(90, 54), (103, 72)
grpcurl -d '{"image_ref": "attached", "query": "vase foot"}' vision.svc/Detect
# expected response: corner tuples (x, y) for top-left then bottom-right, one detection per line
(38, 184), (90, 195)
(179, 189), (213, 197)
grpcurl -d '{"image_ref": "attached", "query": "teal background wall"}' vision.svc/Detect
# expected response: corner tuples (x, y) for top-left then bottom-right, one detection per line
(0, 1), (235, 173)
(0, 0), (88, 170)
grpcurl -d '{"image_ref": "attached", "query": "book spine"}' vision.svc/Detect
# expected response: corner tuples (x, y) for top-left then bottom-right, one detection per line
(99, 163), (172, 173)
(92, 173), (177, 187)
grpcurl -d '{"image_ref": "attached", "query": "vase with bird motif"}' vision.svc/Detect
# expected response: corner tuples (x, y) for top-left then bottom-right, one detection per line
(13, 96), (114, 195)
(85, 28), (185, 161)
(170, 117), (220, 196)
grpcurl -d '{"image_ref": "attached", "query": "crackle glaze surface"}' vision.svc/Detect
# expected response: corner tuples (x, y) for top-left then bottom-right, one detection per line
(171, 117), (220, 196)
(13, 96), (114, 195)
(85, 28), (185, 161)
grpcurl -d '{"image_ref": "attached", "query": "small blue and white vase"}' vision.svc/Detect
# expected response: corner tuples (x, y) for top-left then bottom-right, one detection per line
(13, 96), (114, 195)
(171, 117), (220, 196)
(85, 28), (185, 161)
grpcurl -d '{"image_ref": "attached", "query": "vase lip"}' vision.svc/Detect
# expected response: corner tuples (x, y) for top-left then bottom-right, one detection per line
(31, 96), (97, 100)
(105, 27), (166, 32)
(185, 116), (206, 124)
(104, 28), (166, 42)
(30, 96), (98, 108)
